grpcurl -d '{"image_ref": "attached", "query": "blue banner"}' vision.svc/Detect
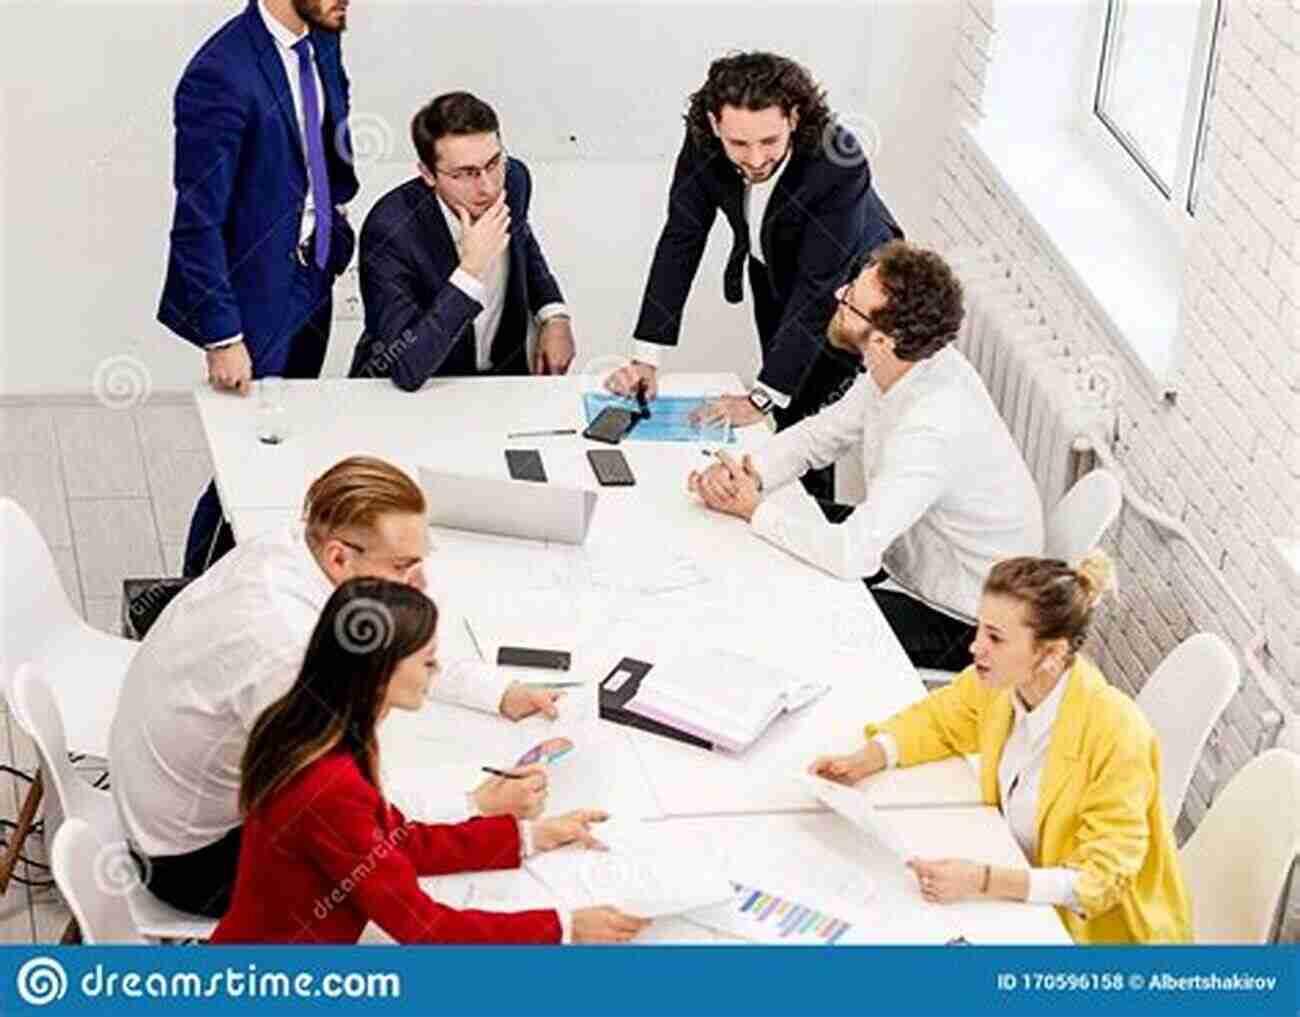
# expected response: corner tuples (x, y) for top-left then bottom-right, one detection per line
(0, 946), (1295, 1017)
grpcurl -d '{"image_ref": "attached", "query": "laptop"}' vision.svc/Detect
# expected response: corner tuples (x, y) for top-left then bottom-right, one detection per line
(418, 466), (598, 545)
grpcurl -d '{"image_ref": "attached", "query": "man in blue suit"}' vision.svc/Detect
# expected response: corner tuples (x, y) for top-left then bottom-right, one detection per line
(159, 0), (359, 576)
(349, 92), (575, 389)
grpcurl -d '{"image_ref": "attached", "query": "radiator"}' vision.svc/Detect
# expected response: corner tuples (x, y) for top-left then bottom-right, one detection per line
(946, 247), (1121, 511)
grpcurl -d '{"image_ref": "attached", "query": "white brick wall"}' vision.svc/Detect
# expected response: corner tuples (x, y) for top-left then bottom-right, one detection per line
(933, 0), (1299, 937)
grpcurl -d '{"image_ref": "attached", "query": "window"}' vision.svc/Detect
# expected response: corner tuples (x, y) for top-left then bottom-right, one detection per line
(1091, 0), (1223, 219)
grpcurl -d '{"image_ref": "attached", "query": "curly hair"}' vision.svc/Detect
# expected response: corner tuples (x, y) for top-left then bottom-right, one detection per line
(866, 241), (965, 362)
(685, 52), (833, 154)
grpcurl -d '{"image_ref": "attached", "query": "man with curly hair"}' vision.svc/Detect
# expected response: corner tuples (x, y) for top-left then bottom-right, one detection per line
(687, 243), (1044, 671)
(608, 51), (902, 500)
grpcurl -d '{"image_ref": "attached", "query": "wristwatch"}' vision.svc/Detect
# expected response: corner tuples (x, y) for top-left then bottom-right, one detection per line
(747, 387), (775, 415)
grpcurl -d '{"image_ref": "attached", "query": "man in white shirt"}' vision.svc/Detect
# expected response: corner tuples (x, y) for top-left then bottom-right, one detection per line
(110, 457), (559, 918)
(349, 92), (575, 389)
(688, 242), (1044, 670)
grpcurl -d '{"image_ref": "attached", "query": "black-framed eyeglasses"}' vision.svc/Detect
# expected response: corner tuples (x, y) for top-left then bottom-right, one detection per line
(836, 288), (876, 328)
(434, 148), (507, 184)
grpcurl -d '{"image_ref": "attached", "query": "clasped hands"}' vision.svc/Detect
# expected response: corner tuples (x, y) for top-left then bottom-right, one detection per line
(687, 450), (762, 522)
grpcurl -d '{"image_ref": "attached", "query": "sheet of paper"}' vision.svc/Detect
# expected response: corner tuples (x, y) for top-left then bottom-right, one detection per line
(524, 819), (732, 918)
(799, 772), (915, 857)
(857, 757), (984, 809)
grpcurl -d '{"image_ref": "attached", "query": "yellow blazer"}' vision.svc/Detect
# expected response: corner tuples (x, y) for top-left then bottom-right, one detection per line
(866, 656), (1192, 943)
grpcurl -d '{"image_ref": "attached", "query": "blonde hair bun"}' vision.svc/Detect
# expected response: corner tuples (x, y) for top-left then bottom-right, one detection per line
(1073, 550), (1116, 608)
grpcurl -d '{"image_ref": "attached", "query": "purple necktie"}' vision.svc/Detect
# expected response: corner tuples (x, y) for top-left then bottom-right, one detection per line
(292, 37), (331, 270)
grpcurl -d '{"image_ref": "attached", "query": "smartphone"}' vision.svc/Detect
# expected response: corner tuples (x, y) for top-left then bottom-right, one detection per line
(587, 448), (636, 487)
(504, 449), (547, 483)
(497, 646), (572, 670)
(582, 406), (637, 444)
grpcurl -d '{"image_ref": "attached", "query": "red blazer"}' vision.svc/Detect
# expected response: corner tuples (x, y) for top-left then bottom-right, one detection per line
(210, 751), (561, 944)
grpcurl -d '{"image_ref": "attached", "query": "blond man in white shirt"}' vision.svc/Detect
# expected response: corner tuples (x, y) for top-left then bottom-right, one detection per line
(689, 242), (1043, 670)
(110, 457), (560, 918)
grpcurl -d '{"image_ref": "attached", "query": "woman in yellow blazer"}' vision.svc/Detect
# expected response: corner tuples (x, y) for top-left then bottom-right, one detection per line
(811, 552), (1192, 944)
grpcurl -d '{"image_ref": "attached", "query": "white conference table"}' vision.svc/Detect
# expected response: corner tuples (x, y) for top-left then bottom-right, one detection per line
(194, 372), (1068, 945)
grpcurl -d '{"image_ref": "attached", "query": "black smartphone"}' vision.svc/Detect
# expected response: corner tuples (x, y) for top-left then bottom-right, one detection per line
(587, 448), (636, 486)
(497, 646), (572, 670)
(504, 449), (547, 483)
(582, 406), (637, 444)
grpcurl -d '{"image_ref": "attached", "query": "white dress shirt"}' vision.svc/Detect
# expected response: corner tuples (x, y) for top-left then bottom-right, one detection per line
(439, 195), (568, 372)
(109, 527), (508, 858)
(747, 346), (1044, 621)
(207, 2), (327, 350)
(872, 672), (1082, 910)
(633, 154), (792, 407)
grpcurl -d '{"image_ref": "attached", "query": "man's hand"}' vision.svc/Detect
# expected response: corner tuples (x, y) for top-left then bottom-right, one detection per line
(457, 193), (510, 280)
(206, 342), (253, 395)
(691, 394), (768, 428)
(605, 361), (657, 399)
(533, 317), (575, 375)
(532, 809), (609, 852)
(500, 682), (562, 721)
(571, 906), (653, 943)
(906, 858), (985, 904)
(472, 764), (548, 819)
(687, 451), (762, 521)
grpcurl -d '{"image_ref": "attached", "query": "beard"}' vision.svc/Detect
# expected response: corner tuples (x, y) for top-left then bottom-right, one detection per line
(293, 0), (347, 32)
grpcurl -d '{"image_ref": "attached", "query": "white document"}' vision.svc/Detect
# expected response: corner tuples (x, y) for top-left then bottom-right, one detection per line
(856, 757), (984, 809)
(799, 772), (916, 857)
(524, 820), (733, 918)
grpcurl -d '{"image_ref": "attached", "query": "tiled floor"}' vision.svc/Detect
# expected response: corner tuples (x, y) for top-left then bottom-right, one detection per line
(0, 396), (208, 942)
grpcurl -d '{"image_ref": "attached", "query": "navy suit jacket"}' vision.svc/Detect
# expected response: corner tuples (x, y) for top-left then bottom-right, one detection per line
(157, 2), (359, 374)
(349, 160), (564, 391)
(634, 127), (902, 399)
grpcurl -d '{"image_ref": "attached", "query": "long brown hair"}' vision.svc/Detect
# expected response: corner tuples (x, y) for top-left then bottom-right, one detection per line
(239, 578), (439, 815)
(685, 51), (833, 155)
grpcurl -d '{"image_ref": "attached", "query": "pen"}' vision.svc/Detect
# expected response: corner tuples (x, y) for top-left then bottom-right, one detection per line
(635, 380), (650, 419)
(506, 428), (578, 438)
(464, 618), (486, 662)
(481, 767), (527, 780)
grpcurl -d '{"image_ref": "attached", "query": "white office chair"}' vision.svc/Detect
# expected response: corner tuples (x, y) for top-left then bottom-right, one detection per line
(0, 497), (137, 894)
(916, 470), (1124, 691)
(1044, 468), (1123, 561)
(1180, 748), (1300, 943)
(1136, 633), (1240, 826)
(8, 666), (216, 942)
(51, 819), (146, 944)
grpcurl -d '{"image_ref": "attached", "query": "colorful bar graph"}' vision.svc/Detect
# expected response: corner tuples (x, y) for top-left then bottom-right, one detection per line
(728, 881), (852, 945)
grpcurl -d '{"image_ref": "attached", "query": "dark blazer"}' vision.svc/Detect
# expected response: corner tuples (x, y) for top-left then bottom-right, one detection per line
(634, 127), (902, 399)
(157, 1), (359, 375)
(349, 160), (564, 391)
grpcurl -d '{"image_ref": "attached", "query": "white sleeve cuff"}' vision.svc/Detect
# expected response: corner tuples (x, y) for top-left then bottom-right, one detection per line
(205, 334), (243, 350)
(1027, 867), (1083, 912)
(632, 340), (664, 368)
(871, 733), (900, 769)
(535, 303), (570, 324)
(753, 381), (791, 409)
(558, 909), (573, 944)
(449, 267), (487, 306)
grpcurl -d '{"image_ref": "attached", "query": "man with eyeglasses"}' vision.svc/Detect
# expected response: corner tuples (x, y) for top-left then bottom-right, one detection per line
(110, 456), (560, 918)
(687, 243), (1043, 671)
(350, 92), (574, 388)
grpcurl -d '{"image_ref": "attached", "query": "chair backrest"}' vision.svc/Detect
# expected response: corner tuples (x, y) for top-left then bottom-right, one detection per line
(1180, 748), (1300, 943)
(0, 498), (81, 690)
(1044, 469), (1123, 561)
(7, 664), (104, 831)
(1136, 633), (1240, 826)
(51, 818), (146, 944)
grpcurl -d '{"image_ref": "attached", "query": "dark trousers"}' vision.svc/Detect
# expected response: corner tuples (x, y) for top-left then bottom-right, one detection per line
(865, 570), (976, 671)
(183, 264), (334, 578)
(135, 825), (242, 919)
(748, 259), (857, 505)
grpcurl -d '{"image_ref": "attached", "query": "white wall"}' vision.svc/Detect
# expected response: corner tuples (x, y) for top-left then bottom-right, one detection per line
(0, 0), (960, 396)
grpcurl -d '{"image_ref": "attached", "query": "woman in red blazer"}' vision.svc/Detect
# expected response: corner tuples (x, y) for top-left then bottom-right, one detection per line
(210, 578), (650, 944)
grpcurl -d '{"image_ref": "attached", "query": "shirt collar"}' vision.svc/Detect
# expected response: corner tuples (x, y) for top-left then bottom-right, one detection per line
(258, 0), (310, 52)
(436, 193), (464, 245)
(291, 528), (337, 608)
(1012, 665), (1070, 745)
